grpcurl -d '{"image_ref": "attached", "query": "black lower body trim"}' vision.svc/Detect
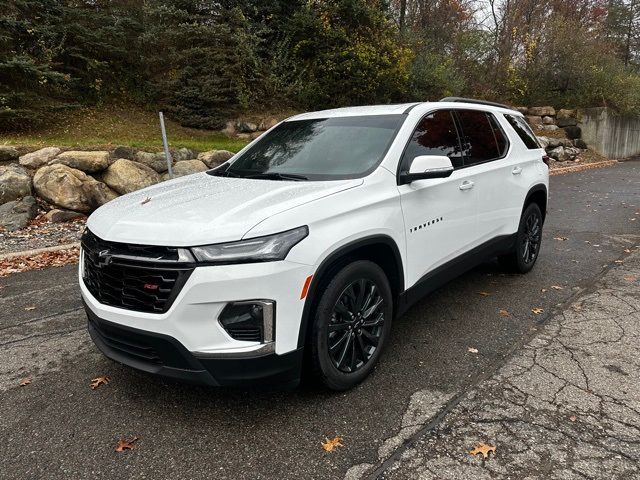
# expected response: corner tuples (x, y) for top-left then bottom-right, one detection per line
(85, 303), (303, 389)
(397, 234), (516, 317)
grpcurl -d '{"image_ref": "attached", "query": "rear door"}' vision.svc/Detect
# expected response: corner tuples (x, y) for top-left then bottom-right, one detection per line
(454, 109), (520, 243)
(397, 109), (479, 289)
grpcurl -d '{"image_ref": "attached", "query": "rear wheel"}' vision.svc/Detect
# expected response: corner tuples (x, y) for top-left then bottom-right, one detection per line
(499, 202), (543, 273)
(310, 260), (393, 391)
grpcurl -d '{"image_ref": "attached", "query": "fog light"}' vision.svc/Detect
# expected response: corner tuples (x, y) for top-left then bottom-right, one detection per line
(219, 300), (275, 343)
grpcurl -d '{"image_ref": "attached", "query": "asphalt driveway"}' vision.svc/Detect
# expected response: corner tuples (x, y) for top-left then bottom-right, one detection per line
(1, 160), (638, 480)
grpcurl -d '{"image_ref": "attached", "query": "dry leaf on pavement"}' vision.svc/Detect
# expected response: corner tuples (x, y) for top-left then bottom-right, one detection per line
(468, 347), (479, 354)
(321, 436), (344, 452)
(498, 309), (510, 317)
(569, 415), (577, 422)
(19, 377), (32, 386)
(531, 308), (544, 315)
(551, 285), (563, 290)
(623, 276), (637, 283)
(115, 436), (139, 452)
(90, 376), (110, 390)
(469, 443), (496, 459)
(553, 237), (568, 241)
(477, 291), (491, 296)
(24, 306), (36, 311)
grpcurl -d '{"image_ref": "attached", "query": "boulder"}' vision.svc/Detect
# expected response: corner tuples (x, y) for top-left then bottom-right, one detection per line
(565, 147), (581, 160)
(0, 146), (19, 163)
(528, 106), (555, 117)
(237, 121), (258, 133)
(563, 126), (581, 139)
(258, 117), (279, 131)
(169, 160), (208, 179)
(50, 151), (110, 173)
(112, 145), (136, 160)
(33, 164), (118, 213)
(538, 124), (559, 132)
(45, 208), (86, 223)
(556, 116), (578, 127)
(573, 138), (588, 149)
(19, 147), (61, 169)
(547, 137), (573, 149)
(172, 147), (195, 162)
(547, 146), (570, 162)
(556, 109), (576, 120)
(515, 107), (528, 115)
(0, 196), (37, 231)
(542, 116), (555, 125)
(536, 136), (550, 149)
(526, 115), (543, 125)
(134, 151), (170, 173)
(197, 150), (234, 168)
(0, 164), (32, 204)
(102, 159), (161, 195)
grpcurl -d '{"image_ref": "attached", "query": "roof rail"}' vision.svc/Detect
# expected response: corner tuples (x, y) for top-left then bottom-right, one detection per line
(439, 97), (512, 110)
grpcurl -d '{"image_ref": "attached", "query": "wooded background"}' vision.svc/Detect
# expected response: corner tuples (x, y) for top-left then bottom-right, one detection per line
(1, 0), (639, 132)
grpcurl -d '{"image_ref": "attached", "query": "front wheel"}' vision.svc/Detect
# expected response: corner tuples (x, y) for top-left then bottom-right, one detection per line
(310, 260), (393, 391)
(499, 202), (543, 273)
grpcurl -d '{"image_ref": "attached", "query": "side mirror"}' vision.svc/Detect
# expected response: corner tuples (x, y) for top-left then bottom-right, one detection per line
(399, 155), (454, 185)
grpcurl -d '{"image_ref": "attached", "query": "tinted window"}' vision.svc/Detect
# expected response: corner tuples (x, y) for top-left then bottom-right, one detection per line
(504, 114), (541, 149)
(488, 114), (509, 156)
(401, 110), (463, 169)
(226, 115), (405, 180)
(456, 110), (502, 165)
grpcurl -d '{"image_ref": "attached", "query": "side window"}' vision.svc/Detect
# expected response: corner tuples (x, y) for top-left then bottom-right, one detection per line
(488, 113), (509, 156)
(401, 110), (464, 170)
(504, 114), (541, 149)
(455, 110), (502, 165)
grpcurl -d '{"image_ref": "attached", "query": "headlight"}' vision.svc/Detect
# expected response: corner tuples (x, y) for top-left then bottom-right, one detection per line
(190, 226), (308, 264)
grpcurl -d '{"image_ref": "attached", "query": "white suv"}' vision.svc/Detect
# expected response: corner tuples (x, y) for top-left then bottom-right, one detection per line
(80, 98), (548, 390)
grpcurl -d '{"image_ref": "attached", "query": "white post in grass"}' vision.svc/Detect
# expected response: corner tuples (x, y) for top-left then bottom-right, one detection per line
(159, 111), (173, 178)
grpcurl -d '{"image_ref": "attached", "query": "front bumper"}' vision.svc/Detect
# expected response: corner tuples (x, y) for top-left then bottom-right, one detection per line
(86, 304), (303, 388)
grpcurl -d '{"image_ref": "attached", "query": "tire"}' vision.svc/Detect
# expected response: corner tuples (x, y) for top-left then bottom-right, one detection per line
(310, 260), (393, 391)
(498, 202), (543, 274)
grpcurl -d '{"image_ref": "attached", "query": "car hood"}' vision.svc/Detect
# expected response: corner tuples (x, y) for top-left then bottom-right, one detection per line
(87, 173), (362, 246)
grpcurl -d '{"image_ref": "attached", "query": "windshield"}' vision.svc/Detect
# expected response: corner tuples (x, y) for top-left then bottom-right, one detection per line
(219, 115), (405, 180)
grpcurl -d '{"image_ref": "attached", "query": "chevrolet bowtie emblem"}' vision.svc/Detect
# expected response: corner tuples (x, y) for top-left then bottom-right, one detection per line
(97, 250), (112, 268)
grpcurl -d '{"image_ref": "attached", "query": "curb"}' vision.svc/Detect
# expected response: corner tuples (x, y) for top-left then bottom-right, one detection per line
(549, 159), (618, 176)
(0, 243), (80, 261)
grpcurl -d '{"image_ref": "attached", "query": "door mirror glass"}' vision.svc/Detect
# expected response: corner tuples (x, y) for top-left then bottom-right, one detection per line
(400, 155), (454, 184)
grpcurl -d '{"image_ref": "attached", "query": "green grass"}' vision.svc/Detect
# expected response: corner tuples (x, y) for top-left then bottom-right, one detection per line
(2, 104), (249, 153)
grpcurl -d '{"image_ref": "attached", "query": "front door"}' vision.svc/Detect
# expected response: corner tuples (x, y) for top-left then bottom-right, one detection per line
(397, 109), (479, 289)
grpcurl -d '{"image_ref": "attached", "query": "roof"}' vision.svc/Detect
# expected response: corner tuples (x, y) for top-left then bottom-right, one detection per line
(287, 101), (519, 121)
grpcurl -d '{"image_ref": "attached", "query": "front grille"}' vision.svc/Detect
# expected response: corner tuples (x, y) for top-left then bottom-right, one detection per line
(89, 315), (162, 365)
(81, 229), (193, 314)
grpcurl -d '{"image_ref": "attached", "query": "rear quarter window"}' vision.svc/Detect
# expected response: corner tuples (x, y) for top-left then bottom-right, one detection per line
(504, 114), (541, 149)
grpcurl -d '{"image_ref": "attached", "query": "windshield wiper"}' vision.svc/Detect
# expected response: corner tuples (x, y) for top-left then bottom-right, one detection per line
(246, 172), (308, 181)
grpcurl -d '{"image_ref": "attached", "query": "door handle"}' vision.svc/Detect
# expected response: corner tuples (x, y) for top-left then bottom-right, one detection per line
(512, 166), (523, 175)
(459, 180), (474, 191)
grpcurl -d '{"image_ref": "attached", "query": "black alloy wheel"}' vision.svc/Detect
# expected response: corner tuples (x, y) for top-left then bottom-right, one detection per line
(499, 202), (544, 274)
(310, 260), (393, 391)
(327, 279), (385, 373)
(521, 209), (542, 265)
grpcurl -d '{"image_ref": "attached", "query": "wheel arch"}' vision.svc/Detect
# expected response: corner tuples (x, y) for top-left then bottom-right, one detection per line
(296, 235), (404, 349)
(524, 184), (548, 223)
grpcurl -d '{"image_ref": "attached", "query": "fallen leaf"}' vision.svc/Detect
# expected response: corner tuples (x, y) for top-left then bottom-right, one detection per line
(623, 275), (637, 283)
(569, 415), (577, 422)
(532, 308), (544, 315)
(551, 285), (563, 290)
(624, 249), (631, 253)
(469, 443), (496, 459)
(468, 347), (479, 354)
(477, 291), (491, 296)
(141, 197), (151, 205)
(553, 237), (568, 241)
(541, 288), (547, 293)
(321, 436), (344, 452)
(24, 306), (36, 311)
(19, 377), (32, 386)
(115, 436), (139, 452)
(498, 309), (510, 317)
(614, 260), (623, 264)
(90, 376), (110, 390)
